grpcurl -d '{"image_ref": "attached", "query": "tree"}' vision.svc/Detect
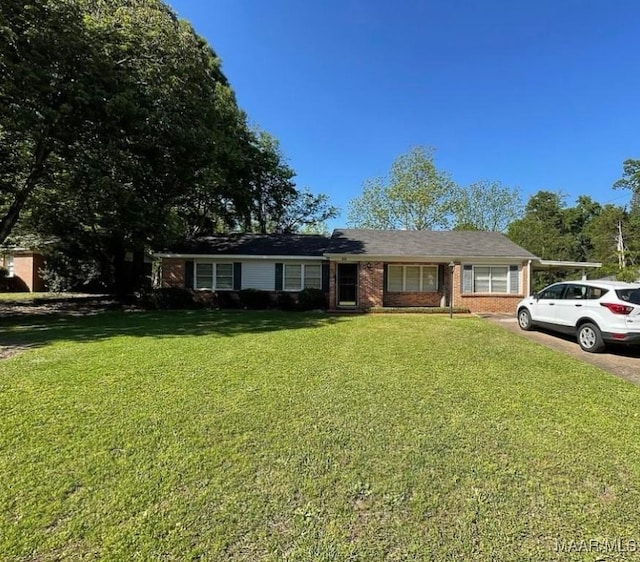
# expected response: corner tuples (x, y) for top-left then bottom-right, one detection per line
(0, 0), (106, 244)
(2, 0), (340, 291)
(614, 159), (640, 211)
(451, 180), (522, 231)
(271, 188), (339, 234)
(613, 158), (640, 267)
(347, 146), (456, 230)
(584, 204), (628, 266)
(2, 0), (252, 290)
(507, 191), (576, 260)
(242, 130), (297, 233)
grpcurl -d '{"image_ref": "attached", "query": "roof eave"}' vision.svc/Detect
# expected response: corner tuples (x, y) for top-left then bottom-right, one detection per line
(154, 253), (326, 260)
(323, 253), (538, 262)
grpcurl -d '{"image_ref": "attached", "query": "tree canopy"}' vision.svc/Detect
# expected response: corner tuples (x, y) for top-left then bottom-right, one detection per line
(507, 190), (640, 283)
(0, 0), (337, 291)
(347, 146), (521, 232)
(347, 147), (456, 230)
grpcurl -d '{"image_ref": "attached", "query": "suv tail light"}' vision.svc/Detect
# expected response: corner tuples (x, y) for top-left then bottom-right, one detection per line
(600, 302), (634, 315)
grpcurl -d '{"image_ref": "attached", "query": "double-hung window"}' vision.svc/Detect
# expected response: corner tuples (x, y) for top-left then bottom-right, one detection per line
(387, 265), (438, 292)
(283, 264), (322, 291)
(195, 262), (233, 290)
(463, 265), (519, 294)
(473, 266), (508, 293)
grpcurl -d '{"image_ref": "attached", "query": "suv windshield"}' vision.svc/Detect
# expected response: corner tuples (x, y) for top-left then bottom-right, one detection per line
(616, 289), (640, 305)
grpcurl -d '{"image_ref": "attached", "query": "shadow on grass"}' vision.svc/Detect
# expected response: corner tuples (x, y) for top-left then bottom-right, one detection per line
(0, 309), (346, 352)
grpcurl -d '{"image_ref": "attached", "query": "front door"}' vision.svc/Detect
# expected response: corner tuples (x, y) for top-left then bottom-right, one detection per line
(337, 263), (358, 306)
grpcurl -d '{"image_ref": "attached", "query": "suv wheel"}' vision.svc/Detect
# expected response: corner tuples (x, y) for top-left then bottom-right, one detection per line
(518, 308), (533, 331)
(577, 322), (605, 353)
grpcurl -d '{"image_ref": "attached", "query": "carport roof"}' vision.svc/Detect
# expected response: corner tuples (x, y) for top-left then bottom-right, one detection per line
(533, 259), (602, 271)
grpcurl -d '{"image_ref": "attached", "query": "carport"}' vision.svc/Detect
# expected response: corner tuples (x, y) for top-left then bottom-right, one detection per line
(527, 259), (602, 295)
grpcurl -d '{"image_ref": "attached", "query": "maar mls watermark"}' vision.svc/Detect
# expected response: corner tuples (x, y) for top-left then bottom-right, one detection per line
(555, 538), (638, 554)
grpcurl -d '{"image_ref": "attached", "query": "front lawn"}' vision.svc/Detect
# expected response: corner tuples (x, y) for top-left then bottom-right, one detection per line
(0, 292), (91, 302)
(1, 311), (640, 561)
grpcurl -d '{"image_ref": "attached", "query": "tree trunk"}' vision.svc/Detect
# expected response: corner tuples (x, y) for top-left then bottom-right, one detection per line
(0, 140), (51, 245)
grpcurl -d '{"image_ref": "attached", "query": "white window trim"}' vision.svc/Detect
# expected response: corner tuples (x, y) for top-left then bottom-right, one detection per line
(471, 265), (511, 294)
(386, 265), (438, 292)
(283, 263), (322, 292)
(194, 261), (234, 291)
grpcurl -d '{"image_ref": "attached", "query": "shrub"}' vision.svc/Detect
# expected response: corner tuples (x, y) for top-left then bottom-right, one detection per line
(192, 290), (218, 309)
(276, 291), (296, 311)
(239, 289), (272, 310)
(616, 267), (640, 283)
(297, 288), (326, 311)
(39, 253), (105, 293)
(217, 291), (241, 309)
(139, 288), (199, 310)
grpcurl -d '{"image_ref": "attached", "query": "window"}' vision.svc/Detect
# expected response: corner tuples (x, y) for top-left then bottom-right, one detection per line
(195, 262), (233, 290)
(463, 264), (520, 294)
(2, 255), (13, 277)
(588, 286), (608, 300)
(387, 265), (438, 292)
(615, 288), (639, 304)
(216, 263), (233, 290)
(563, 284), (587, 300)
(538, 284), (565, 300)
(473, 266), (508, 293)
(284, 264), (323, 291)
(304, 265), (322, 289)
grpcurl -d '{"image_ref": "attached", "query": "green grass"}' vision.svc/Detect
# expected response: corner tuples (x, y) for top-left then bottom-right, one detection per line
(1, 311), (640, 561)
(0, 292), (92, 302)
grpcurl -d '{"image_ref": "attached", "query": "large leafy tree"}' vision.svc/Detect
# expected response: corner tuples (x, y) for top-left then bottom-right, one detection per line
(6, 0), (243, 290)
(0, 0), (107, 244)
(507, 191), (578, 260)
(614, 159), (640, 210)
(347, 146), (456, 230)
(507, 190), (638, 283)
(451, 180), (522, 232)
(2, 0), (337, 291)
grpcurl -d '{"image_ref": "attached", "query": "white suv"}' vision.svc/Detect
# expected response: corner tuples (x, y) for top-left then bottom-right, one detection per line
(516, 280), (640, 352)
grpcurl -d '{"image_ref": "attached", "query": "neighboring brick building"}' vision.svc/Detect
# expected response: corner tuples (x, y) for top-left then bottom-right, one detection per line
(1, 249), (47, 292)
(155, 229), (599, 314)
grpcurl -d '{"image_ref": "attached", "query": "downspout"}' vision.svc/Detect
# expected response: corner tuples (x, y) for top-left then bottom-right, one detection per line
(527, 260), (532, 296)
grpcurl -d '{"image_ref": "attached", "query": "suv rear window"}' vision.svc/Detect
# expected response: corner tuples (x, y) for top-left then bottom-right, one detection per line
(616, 289), (640, 304)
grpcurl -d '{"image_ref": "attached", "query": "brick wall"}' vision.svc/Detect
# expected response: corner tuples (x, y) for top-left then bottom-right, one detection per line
(12, 253), (48, 292)
(328, 261), (337, 309)
(384, 292), (442, 307)
(457, 294), (523, 314)
(383, 262), (450, 307)
(358, 262), (383, 308)
(13, 255), (33, 291)
(161, 258), (185, 288)
(31, 253), (46, 292)
(451, 261), (531, 314)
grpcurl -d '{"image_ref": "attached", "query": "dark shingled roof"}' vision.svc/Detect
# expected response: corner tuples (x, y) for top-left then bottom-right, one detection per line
(162, 233), (331, 257)
(327, 229), (538, 259)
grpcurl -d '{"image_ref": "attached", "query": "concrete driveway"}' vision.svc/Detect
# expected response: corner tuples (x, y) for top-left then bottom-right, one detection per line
(483, 314), (640, 386)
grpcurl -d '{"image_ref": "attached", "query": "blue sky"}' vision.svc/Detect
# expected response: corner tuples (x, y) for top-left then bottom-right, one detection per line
(168, 0), (640, 227)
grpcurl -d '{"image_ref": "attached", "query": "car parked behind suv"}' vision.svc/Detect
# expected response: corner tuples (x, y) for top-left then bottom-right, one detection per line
(516, 280), (640, 352)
